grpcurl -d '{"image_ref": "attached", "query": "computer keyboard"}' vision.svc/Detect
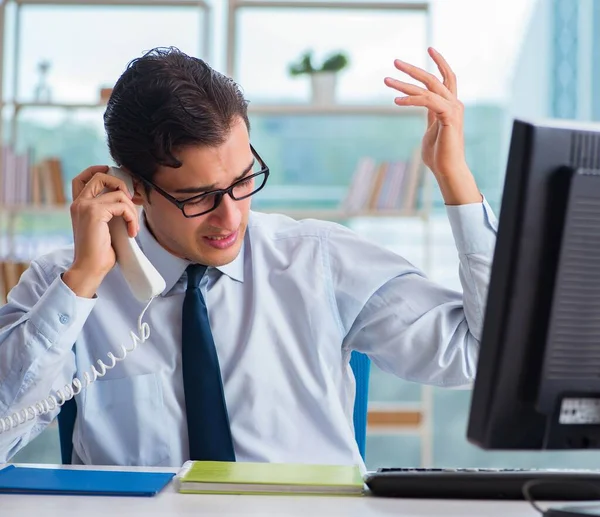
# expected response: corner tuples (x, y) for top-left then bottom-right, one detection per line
(363, 467), (600, 500)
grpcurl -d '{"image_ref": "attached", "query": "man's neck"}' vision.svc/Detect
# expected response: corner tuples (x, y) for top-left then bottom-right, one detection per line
(142, 211), (190, 261)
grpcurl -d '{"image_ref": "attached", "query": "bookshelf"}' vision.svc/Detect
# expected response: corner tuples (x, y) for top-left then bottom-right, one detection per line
(0, 0), (436, 467)
(0, 203), (432, 303)
(0, 143), (433, 298)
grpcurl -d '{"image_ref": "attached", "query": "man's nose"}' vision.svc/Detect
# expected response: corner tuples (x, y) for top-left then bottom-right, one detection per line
(209, 192), (242, 230)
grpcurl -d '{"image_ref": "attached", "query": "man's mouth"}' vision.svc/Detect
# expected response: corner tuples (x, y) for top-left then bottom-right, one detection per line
(202, 230), (238, 249)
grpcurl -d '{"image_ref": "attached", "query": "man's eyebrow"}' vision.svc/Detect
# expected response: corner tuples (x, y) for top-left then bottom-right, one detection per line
(173, 159), (255, 195)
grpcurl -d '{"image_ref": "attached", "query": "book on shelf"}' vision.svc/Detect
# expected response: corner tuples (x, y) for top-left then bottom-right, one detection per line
(99, 87), (113, 103)
(0, 260), (29, 305)
(176, 460), (365, 496)
(0, 145), (66, 207)
(341, 147), (425, 214)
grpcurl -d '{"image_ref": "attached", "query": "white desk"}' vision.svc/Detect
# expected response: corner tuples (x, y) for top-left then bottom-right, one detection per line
(0, 463), (544, 516)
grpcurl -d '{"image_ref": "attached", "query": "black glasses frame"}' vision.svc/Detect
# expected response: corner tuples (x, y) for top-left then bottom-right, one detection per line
(135, 144), (270, 218)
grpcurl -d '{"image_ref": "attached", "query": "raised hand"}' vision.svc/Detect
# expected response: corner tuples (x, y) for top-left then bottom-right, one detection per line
(384, 47), (481, 205)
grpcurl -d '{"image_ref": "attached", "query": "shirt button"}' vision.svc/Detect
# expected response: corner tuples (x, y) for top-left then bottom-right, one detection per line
(59, 314), (69, 324)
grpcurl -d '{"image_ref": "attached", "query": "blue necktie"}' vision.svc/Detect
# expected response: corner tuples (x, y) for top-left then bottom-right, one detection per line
(182, 264), (235, 461)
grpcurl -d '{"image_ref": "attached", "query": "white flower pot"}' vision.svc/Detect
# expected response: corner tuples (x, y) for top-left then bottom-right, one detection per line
(310, 72), (337, 105)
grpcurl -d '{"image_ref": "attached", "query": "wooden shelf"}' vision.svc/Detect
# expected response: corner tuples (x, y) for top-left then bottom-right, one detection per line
(0, 205), (70, 215)
(368, 409), (422, 428)
(367, 402), (425, 434)
(248, 104), (424, 116)
(13, 102), (105, 110)
(6, 101), (425, 117)
(12, 0), (209, 6)
(261, 208), (427, 220)
(232, 1), (428, 11)
(0, 205), (427, 220)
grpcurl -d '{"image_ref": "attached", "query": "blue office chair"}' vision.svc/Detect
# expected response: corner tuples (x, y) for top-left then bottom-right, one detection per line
(349, 350), (371, 460)
(57, 352), (372, 464)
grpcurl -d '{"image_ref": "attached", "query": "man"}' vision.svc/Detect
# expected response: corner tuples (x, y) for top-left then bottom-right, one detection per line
(0, 47), (497, 468)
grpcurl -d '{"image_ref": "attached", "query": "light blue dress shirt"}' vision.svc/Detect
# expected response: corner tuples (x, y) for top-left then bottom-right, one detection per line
(0, 202), (497, 469)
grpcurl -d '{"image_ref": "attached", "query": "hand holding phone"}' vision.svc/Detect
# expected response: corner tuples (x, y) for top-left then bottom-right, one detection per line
(63, 165), (165, 301)
(64, 165), (140, 298)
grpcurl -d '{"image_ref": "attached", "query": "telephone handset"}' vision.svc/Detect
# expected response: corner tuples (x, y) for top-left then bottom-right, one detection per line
(106, 167), (166, 302)
(0, 167), (166, 436)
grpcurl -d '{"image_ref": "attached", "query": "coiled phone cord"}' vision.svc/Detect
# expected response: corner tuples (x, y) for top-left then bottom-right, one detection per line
(0, 298), (154, 435)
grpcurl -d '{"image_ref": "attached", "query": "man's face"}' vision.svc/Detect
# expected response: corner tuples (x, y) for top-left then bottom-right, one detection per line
(135, 118), (254, 267)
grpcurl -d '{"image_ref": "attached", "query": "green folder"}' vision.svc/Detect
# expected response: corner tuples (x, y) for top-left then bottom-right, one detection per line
(176, 461), (365, 496)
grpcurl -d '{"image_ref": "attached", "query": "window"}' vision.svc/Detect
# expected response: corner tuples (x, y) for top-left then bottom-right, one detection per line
(233, 6), (428, 105)
(11, 5), (207, 103)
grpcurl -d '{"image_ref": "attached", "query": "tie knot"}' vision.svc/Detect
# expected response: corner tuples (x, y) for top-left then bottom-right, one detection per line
(186, 264), (208, 289)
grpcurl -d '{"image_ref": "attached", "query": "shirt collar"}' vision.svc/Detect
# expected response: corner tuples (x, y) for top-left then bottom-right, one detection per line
(215, 241), (245, 284)
(136, 213), (245, 296)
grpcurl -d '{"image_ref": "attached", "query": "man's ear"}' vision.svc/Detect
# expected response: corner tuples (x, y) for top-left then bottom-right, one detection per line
(131, 179), (146, 206)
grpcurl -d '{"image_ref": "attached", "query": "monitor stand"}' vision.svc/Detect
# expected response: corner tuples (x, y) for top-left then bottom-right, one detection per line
(545, 504), (600, 516)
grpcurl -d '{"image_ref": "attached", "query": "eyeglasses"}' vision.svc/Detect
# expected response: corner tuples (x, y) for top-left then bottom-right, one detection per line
(135, 144), (270, 218)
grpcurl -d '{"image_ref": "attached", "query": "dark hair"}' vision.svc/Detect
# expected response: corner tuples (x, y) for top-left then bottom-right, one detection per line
(103, 46), (250, 182)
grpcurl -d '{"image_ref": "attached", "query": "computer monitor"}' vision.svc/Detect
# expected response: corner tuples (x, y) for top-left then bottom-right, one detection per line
(467, 117), (600, 451)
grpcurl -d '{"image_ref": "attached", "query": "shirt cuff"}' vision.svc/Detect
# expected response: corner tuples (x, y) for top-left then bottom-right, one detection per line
(445, 196), (498, 255)
(28, 274), (97, 348)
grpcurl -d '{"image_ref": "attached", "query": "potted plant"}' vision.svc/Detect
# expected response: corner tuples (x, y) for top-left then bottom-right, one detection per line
(288, 50), (349, 105)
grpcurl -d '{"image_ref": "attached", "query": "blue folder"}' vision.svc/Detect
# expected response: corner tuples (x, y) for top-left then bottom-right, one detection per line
(0, 464), (174, 496)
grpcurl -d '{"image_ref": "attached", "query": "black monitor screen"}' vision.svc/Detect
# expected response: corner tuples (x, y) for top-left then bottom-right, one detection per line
(467, 118), (600, 451)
